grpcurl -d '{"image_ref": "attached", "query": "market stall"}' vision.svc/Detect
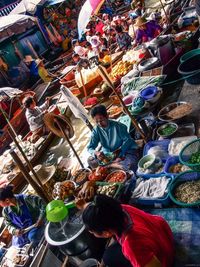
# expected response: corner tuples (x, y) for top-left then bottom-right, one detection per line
(1, 0), (200, 265)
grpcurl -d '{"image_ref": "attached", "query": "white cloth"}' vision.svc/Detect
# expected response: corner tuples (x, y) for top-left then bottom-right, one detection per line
(60, 85), (89, 123)
(132, 176), (170, 199)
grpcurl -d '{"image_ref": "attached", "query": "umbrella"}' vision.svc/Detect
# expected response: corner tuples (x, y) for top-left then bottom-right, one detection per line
(78, 0), (105, 39)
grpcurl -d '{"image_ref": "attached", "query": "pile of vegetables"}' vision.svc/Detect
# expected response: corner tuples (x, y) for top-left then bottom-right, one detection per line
(89, 166), (109, 181)
(189, 152), (200, 164)
(158, 124), (177, 137)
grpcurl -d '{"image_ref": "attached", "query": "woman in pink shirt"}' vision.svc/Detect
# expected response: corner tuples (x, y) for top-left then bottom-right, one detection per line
(82, 195), (174, 267)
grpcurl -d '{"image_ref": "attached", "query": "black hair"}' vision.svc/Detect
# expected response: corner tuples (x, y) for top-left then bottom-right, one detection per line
(0, 185), (14, 201)
(23, 96), (34, 108)
(72, 39), (78, 46)
(90, 105), (108, 118)
(72, 53), (79, 58)
(82, 195), (126, 236)
(115, 25), (123, 33)
(85, 42), (92, 47)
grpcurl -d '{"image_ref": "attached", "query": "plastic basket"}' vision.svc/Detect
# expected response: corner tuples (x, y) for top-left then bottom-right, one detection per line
(137, 157), (165, 178)
(143, 139), (170, 160)
(130, 174), (173, 208)
(164, 156), (182, 175)
(169, 171), (200, 207)
(179, 138), (200, 171)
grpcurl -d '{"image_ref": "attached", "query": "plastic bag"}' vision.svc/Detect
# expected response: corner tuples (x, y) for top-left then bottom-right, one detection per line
(147, 146), (168, 159)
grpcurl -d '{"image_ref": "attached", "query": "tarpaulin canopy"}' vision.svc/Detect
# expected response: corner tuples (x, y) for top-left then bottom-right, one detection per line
(0, 14), (36, 41)
(10, 0), (46, 15)
(0, 87), (23, 99)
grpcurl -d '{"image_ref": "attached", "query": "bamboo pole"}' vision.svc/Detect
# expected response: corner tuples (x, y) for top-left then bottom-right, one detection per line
(79, 69), (87, 98)
(10, 150), (49, 202)
(0, 106), (19, 141)
(7, 128), (47, 191)
(159, 0), (170, 24)
(97, 65), (147, 142)
(54, 118), (84, 168)
(26, 40), (39, 59)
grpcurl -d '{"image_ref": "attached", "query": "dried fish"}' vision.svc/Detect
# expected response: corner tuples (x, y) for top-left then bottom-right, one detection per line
(174, 180), (200, 204)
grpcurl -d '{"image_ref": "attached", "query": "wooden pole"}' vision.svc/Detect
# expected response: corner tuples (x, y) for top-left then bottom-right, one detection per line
(0, 106), (19, 141)
(10, 150), (49, 202)
(54, 118), (84, 168)
(7, 128), (46, 191)
(79, 69), (87, 98)
(26, 40), (39, 59)
(97, 65), (147, 142)
(159, 0), (170, 24)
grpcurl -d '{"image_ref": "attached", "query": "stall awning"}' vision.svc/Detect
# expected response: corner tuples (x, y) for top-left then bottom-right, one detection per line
(10, 1), (27, 15)
(0, 14), (36, 41)
(10, 0), (47, 15)
(0, 87), (23, 99)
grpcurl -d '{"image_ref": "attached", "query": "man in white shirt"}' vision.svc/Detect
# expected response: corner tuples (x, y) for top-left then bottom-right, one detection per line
(23, 97), (50, 142)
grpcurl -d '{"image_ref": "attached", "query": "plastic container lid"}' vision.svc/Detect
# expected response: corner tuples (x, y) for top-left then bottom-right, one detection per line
(46, 200), (68, 223)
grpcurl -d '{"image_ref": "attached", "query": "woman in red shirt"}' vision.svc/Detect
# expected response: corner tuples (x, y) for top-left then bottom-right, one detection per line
(82, 195), (174, 267)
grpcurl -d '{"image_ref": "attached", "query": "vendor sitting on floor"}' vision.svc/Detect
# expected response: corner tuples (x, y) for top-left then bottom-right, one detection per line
(134, 16), (162, 45)
(23, 96), (50, 143)
(80, 195), (174, 267)
(1, 185), (46, 248)
(87, 105), (138, 170)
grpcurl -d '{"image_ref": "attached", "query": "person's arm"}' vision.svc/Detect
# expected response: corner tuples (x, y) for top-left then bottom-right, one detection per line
(87, 128), (100, 157)
(24, 195), (46, 225)
(144, 256), (162, 267)
(118, 123), (138, 157)
(39, 98), (50, 111)
(2, 209), (18, 235)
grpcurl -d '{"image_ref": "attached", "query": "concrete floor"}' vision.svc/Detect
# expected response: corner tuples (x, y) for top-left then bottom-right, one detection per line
(178, 81), (200, 137)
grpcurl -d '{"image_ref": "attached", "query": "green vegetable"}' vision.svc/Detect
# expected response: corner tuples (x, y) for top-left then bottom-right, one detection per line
(159, 125), (177, 136)
(189, 152), (200, 164)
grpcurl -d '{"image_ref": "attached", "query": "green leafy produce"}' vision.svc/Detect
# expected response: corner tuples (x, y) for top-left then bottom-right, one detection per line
(159, 125), (177, 136)
(189, 152), (200, 164)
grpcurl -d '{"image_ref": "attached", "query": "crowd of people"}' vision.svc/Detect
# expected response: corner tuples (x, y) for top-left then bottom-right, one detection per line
(70, 3), (163, 69)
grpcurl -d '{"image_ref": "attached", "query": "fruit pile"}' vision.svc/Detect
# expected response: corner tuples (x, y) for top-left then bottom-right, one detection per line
(89, 166), (109, 181)
(111, 61), (132, 81)
(84, 97), (98, 107)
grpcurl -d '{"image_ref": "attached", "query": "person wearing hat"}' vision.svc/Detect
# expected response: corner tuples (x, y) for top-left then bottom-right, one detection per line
(23, 96), (50, 143)
(35, 59), (55, 83)
(0, 185), (46, 248)
(85, 42), (98, 60)
(87, 105), (138, 170)
(134, 16), (162, 45)
(115, 25), (132, 51)
(24, 55), (39, 83)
